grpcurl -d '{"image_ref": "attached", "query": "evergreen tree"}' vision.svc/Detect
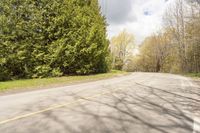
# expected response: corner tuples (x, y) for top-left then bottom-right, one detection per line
(0, 0), (109, 81)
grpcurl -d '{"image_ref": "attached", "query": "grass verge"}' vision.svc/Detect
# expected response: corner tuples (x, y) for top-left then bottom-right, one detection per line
(183, 73), (200, 79)
(0, 70), (128, 92)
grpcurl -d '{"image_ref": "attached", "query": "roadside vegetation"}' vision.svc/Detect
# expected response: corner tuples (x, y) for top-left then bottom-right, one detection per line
(110, 0), (200, 75)
(0, 0), (109, 81)
(1, 0), (199, 86)
(110, 30), (135, 70)
(134, 0), (200, 73)
(183, 73), (200, 78)
(0, 70), (127, 92)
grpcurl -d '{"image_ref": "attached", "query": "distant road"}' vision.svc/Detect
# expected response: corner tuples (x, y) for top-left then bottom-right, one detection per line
(0, 73), (199, 133)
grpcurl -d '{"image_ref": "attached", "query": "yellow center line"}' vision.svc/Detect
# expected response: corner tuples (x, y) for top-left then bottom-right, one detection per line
(0, 88), (124, 125)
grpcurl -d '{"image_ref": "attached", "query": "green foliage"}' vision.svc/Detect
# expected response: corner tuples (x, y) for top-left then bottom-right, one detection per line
(0, 0), (109, 81)
(113, 57), (124, 70)
(32, 65), (52, 78)
(51, 68), (63, 77)
(185, 73), (200, 78)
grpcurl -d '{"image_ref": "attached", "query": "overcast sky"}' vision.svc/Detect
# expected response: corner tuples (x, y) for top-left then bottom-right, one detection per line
(99, 0), (174, 44)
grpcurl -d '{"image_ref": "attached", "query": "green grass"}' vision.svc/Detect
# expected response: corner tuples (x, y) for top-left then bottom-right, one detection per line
(183, 73), (200, 78)
(0, 70), (127, 92)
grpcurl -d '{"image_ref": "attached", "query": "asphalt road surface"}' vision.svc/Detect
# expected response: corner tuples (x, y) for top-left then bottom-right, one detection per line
(0, 72), (199, 133)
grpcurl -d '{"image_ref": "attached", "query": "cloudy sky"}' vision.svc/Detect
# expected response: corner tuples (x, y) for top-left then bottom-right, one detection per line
(99, 0), (174, 44)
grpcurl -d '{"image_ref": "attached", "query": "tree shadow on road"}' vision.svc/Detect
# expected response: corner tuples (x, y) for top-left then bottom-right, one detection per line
(31, 82), (200, 133)
(3, 80), (199, 133)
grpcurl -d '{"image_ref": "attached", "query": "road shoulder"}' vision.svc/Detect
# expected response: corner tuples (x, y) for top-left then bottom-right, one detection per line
(0, 72), (129, 96)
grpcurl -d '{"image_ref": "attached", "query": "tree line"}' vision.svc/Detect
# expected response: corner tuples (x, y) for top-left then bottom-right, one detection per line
(111, 0), (200, 73)
(0, 0), (110, 81)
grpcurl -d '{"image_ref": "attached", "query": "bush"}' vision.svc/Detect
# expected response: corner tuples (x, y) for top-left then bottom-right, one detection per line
(114, 57), (124, 70)
(32, 65), (52, 78)
(51, 68), (63, 77)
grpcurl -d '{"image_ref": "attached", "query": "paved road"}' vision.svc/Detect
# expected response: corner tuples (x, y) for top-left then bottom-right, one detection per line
(0, 73), (199, 133)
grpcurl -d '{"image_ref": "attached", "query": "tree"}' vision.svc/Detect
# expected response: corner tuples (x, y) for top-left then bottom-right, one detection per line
(133, 29), (175, 72)
(110, 30), (135, 70)
(132, 0), (200, 74)
(164, 0), (189, 72)
(185, 0), (200, 72)
(0, 0), (109, 81)
(164, 0), (200, 73)
(48, 0), (109, 75)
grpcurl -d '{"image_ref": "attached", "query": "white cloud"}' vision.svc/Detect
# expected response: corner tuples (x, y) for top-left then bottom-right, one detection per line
(100, 0), (175, 44)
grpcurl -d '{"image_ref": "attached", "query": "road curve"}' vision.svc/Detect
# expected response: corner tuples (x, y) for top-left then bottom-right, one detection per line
(0, 72), (199, 133)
